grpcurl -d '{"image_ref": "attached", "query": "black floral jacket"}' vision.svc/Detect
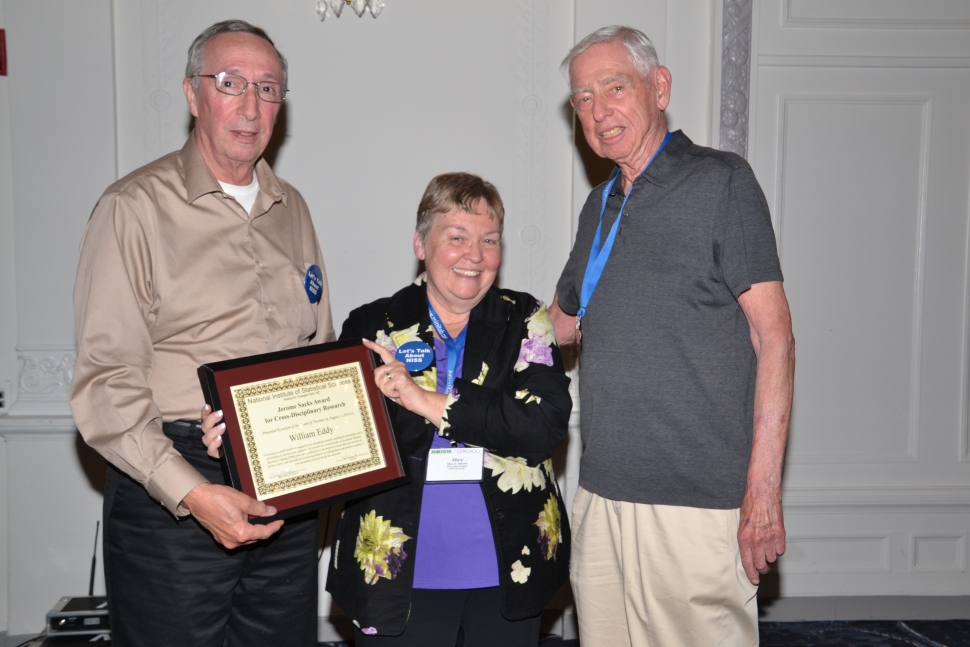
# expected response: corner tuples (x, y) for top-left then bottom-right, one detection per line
(325, 277), (572, 636)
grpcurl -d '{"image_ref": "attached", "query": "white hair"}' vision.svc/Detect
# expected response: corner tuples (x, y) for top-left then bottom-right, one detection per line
(561, 25), (659, 87)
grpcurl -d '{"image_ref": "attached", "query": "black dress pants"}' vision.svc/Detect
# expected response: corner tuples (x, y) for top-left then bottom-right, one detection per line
(354, 587), (541, 647)
(102, 423), (318, 647)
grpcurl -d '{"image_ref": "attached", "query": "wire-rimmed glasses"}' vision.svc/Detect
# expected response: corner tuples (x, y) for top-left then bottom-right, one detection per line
(197, 72), (287, 103)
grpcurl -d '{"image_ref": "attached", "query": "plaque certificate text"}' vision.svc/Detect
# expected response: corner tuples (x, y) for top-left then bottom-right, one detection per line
(230, 362), (386, 501)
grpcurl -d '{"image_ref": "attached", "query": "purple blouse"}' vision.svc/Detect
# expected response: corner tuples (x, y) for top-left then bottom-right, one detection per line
(410, 337), (499, 589)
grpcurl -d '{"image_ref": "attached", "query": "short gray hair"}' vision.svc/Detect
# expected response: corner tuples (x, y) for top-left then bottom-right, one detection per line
(416, 173), (505, 244)
(561, 26), (659, 86)
(185, 20), (288, 92)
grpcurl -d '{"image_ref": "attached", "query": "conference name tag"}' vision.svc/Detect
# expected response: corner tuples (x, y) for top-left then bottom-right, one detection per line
(426, 447), (484, 482)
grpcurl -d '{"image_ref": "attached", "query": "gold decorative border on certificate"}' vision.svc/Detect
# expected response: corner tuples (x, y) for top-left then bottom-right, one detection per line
(231, 362), (384, 497)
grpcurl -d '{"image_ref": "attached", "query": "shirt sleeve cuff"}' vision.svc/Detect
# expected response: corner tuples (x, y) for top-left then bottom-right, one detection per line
(146, 454), (209, 517)
(557, 291), (580, 316)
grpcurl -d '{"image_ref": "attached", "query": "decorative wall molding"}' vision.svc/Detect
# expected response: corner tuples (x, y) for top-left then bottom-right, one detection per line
(514, 0), (549, 297)
(141, 0), (182, 165)
(759, 56), (970, 68)
(719, 0), (752, 157)
(787, 451), (919, 465)
(0, 417), (78, 438)
(17, 346), (75, 400)
(783, 485), (970, 513)
(783, 0), (970, 30)
(6, 345), (76, 418)
(965, 177), (970, 464)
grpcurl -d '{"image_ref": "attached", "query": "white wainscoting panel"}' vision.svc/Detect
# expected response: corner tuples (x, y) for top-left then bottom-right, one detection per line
(778, 509), (970, 595)
(782, 534), (891, 574)
(911, 534), (968, 573)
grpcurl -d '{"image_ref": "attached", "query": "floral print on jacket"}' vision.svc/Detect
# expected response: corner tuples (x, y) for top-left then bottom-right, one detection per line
(354, 510), (411, 585)
(326, 282), (572, 637)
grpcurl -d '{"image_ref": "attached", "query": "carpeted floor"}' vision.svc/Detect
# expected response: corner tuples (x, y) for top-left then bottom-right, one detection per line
(10, 620), (970, 646)
(759, 620), (970, 646)
(317, 620), (970, 646)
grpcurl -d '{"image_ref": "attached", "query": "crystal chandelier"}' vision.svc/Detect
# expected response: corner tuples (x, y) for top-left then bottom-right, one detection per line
(316, 0), (385, 19)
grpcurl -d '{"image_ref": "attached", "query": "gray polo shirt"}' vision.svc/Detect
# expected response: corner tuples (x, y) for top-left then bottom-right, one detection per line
(557, 130), (782, 509)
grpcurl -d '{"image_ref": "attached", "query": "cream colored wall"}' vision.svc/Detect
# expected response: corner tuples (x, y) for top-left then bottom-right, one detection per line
(0, 2), (115, 637)
(113, 1), (577, 329)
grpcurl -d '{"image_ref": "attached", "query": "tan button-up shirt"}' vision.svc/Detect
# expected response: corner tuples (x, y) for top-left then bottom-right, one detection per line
(70, 135), (335, 515)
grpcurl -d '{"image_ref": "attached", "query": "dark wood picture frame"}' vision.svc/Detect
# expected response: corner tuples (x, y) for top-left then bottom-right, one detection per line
(198, 338), (407, 521)
(0, 30), (7, 77)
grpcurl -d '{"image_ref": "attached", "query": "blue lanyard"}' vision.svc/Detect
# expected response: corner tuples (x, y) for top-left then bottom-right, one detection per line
(427, 301), (468, 394)
(577, 131), (672, 318)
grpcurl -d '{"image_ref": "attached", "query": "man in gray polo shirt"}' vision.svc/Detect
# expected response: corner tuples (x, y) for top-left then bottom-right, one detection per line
(550, 26), (795, 646)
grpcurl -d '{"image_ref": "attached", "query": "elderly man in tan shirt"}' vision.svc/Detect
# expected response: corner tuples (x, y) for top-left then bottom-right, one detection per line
(69, 20), (334, 647)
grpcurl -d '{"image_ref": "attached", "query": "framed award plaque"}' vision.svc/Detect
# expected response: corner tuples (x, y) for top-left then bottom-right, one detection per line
(198, 339), (407, 521)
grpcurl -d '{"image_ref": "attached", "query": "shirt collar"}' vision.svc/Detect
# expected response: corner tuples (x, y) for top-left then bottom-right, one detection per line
(637, 129), (690, 190)
(180, 132), (287, 208)
(609, 129), (691, 195)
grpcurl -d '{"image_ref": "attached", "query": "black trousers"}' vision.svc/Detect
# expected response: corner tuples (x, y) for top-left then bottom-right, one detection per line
(354, 587), (541, 647)
(102, 423), (319, 647)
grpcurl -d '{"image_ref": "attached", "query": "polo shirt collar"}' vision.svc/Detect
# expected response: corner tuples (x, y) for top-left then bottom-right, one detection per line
(623, 129), (691, 192)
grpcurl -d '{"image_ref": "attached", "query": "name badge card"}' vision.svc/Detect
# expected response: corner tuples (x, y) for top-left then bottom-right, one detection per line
(426, 447), (484, 482)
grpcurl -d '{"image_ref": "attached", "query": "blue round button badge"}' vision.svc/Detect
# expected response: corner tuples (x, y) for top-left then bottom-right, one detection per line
(395, 341), (434, 371)
(304, 265), (323, 304)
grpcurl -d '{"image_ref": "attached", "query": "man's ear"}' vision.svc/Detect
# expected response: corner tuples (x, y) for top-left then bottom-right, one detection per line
(653, 66), (672, 112)
(183, 77), (200, 118)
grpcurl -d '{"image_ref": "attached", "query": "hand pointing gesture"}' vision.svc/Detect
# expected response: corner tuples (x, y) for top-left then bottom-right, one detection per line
(362, 338), (448, 429)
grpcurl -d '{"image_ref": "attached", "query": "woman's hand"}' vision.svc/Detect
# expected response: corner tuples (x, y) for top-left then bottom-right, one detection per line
(201, 404), (225, 459)
(363, 339), (447, 428)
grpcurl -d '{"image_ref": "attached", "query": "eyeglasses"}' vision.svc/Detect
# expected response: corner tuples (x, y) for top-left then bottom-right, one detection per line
(197, 72), (287, 103)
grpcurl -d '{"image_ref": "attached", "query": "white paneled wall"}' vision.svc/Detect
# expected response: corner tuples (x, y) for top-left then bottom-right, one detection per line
(750, 0), (970, 596)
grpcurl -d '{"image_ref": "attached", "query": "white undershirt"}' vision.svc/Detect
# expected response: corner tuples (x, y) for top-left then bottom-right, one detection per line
(218, 171), (260, 215)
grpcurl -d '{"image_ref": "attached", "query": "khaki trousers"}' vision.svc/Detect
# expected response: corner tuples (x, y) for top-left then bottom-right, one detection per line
(570, 487), (758, 647)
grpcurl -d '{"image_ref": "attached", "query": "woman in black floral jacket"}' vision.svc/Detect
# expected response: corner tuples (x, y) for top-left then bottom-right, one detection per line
(326, 173), (571, 646)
